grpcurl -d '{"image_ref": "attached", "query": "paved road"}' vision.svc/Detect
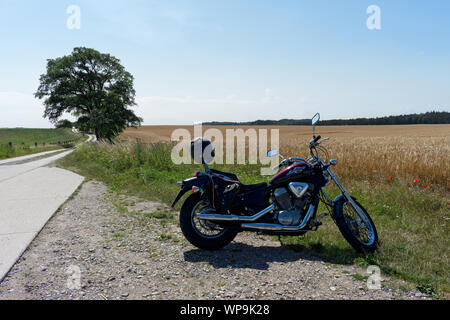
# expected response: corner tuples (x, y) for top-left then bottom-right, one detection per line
(0, 137), (95, 281)
(0, 134), (96, 166)
(0, 149), (65, 166)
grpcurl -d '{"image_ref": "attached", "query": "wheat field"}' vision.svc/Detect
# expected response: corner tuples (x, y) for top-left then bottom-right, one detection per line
(121, 125), (450, 190)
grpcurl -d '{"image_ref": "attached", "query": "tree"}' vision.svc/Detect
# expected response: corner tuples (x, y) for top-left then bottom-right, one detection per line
(55, 119), (73, 129)
(35, 47), (142, 141)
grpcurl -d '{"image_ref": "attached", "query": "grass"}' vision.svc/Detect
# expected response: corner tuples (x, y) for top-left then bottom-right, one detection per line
(0, 128), (81, 145)
(144, 211), (173, 220)
(0, 128), (84, 160)
(158, 233), (173, 241)
(57, 141), (450, 298)
(0, 144), (63, 160)
(352, 274), (369, 282)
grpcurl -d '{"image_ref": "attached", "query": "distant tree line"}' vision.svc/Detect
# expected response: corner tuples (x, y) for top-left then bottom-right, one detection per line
(319, 111), (449, 126)
(55, 119), (74, 129)
(204, 111), (449, 126)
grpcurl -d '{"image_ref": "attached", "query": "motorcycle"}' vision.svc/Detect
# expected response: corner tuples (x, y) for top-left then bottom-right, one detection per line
(172, 113), (378, 252)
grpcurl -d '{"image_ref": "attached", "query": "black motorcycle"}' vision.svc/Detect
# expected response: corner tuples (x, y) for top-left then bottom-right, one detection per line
(172, 113), (378, 253)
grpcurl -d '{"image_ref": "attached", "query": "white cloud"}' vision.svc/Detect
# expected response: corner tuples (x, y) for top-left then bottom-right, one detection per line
(0, 92), (75, 128)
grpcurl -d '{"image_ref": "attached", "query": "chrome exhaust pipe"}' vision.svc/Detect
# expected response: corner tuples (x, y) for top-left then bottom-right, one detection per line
(241, 204), (315, 231)
(197, 204), (275, 222)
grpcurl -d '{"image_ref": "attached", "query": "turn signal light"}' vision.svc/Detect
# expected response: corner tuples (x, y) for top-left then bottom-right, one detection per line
(192, 186), (200, 194)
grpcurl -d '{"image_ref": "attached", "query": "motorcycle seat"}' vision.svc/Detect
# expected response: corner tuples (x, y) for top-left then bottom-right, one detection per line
(239, 182), (267, 193)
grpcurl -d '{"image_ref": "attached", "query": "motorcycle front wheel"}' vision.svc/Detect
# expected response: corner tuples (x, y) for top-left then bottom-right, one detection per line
(179, 193), (237, 250)
(333, 197), (379, 253)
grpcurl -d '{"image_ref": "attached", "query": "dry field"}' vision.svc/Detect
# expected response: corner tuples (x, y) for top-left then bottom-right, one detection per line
(121, 125), (450, 190)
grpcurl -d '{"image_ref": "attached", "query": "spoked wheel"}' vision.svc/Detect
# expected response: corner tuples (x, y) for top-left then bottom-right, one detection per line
(191, 202), (226, 238)
(179, 194), (237, 250)
(334, 197), (378, 253)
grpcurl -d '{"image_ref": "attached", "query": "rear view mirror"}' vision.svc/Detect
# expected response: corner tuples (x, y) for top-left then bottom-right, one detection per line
(267, 150), (279, 157)
(312, 113), (320, 126)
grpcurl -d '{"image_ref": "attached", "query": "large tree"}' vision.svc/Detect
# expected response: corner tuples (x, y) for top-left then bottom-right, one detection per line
(35, 47), (142, 141)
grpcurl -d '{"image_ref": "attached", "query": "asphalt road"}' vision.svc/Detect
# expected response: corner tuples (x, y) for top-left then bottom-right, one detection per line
(0, 136), (95, 281)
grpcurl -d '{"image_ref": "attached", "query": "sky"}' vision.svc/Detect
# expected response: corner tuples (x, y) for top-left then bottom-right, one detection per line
(0, 0), (449, 127)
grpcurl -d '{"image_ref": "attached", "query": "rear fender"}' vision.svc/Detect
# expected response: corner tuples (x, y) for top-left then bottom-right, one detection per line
(171, 175), (209, 208)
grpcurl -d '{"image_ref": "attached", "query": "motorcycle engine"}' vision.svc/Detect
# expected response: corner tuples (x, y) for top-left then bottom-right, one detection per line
(273, 183), (313, 226)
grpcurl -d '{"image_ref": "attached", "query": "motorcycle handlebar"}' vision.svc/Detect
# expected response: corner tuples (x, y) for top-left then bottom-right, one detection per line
(309, 135), (321, 148)
(272, 135), (330, 171)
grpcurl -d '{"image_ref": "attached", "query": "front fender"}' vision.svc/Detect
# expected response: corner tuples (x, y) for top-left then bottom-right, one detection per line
(171, 176), (209, 208)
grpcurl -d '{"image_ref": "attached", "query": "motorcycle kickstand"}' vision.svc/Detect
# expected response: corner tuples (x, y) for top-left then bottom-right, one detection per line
(311, 212), (329, 231)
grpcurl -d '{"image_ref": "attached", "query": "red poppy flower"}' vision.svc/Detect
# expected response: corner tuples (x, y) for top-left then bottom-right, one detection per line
(388, 176), (393, 181)
(424, 184), (428, 188)
(414, 179), (419, 184)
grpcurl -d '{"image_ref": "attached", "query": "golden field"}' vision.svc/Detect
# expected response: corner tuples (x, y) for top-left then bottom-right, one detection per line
(121, 124), (450, 190)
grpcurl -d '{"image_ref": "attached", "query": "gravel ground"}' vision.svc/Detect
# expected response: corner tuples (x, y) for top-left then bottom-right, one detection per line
(0, 180), (430, 300)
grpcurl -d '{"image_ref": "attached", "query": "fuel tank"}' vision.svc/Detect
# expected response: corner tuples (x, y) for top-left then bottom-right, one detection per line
(270, 162), (312, 185)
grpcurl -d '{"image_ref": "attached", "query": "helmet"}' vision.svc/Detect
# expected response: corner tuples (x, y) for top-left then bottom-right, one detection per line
(190, 137), (215, 164)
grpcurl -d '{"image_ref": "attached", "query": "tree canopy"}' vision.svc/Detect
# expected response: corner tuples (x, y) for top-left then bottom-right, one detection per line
(35, 47), (142, 141)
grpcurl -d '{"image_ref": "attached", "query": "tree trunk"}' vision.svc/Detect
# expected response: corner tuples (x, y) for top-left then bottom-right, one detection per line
(95, 127), (102, 141)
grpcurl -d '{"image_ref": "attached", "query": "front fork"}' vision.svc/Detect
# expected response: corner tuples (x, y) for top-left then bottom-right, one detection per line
(322, 167), (367, 220)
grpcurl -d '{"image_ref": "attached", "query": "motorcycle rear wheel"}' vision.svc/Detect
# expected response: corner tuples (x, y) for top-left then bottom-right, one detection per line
(179, 194), (238, 250)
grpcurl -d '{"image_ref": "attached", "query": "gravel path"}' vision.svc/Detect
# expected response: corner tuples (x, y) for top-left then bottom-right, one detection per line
(0, 180), (430, 300)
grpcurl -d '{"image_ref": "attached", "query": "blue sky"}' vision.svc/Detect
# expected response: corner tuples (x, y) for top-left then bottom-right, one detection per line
(0, 0), (449, 127)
